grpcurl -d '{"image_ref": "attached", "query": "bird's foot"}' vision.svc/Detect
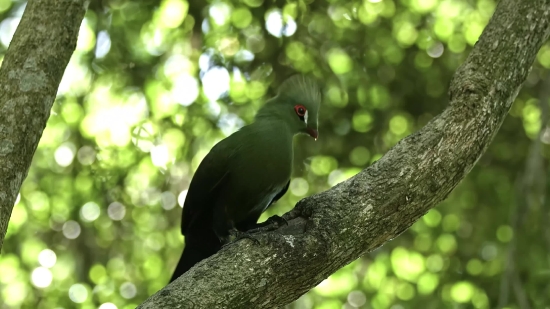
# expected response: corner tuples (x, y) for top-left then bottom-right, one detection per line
(254, 215), (288, 232)
(222, 228), (261, 248)
(265, 215), (288, 227)
(246, 215), (288, 234)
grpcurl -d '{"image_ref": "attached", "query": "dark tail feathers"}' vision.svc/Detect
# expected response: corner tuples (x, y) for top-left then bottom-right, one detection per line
(169, 235), (221, 283)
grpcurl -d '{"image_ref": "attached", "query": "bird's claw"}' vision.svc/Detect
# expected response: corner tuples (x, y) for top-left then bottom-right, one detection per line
(266, 215), (288, 227)
(248, 215), (288, 233)
(251, 215), (288, 232)
(222, 229), (261, 248)
(220, 216), (289, 248)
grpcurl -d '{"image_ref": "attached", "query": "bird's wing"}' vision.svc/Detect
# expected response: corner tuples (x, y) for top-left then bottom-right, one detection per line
(266, 179), (290, 210)
(180, 142), (234, 235)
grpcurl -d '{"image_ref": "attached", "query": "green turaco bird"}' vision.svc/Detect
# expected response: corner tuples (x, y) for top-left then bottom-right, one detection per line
(170, 75), (321, 283)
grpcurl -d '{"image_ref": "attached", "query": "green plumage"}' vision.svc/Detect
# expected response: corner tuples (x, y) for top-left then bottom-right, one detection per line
(170, 75), (321, 282)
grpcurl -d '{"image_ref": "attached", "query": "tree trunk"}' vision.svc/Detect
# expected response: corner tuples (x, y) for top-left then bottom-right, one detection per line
(138, 0), (550, 308)
(0, 0), (87, 251)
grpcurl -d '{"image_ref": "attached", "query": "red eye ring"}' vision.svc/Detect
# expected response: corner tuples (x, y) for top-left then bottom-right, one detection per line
(294, 105), (306, 117)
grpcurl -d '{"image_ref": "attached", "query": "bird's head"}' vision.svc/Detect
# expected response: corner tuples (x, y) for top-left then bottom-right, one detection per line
(257, 75), (321, 140)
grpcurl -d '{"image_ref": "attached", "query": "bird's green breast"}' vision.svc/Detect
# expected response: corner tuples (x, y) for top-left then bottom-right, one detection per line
(223, 120), (293, 221)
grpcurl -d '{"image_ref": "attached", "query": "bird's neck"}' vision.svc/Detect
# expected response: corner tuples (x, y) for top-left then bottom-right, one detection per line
(254, 97), (285, 121)
(253, 99), (298, 135)
(241, 115), (294, 166)
(246, 119), (294, 163)
(249, 117), (292, 137)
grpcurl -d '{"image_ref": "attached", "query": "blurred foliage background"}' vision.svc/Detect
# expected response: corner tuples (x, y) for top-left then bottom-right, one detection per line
(0, 0), (549, 308)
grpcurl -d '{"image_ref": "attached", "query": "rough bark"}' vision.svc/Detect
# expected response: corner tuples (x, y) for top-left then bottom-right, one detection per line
(138, 0), (550, 308)
(0, 0), (87, 251)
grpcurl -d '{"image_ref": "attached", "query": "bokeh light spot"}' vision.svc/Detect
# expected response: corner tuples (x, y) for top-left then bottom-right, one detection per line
(159, 0), (188, 28)
(451, 281), (475, 303)
(89, 264), (107, 284)
(68, 283), (88, 303)
(151, 144), (170, 168)
(54, 143), (76, 167)
(436, 234), (457, 253)
(496, 225), (513, 242)
(2, 281), (27, 306)
(80, 202), (101, 222)
(290, 178), (309, 196)
(427, 42), (444, 58)
(161, 192), (177, 210)
(77, 146), (96, 165)
(31, 267), (52, 288)
(423, 209), (441, 227)
(0, 255), (19, 284)
(327, 48), (353, 75)
(417, 272), (439, 294)
(349, 146), (371, 166)
(347, 290), (366, 307)
(172, 74), (199, 106)
(265, 9), (283, 37)
(389, 115), (408, 135)
(38, 249), (57, 268)
(396, 281), (415, 300)
(391, 247), (425, 282)
(0, 0), (11, 13)
(95, 30), (111, 58)
(232, 7), (253, 29)
(311, 156), (338, 176)
(481, 243), (498, 261)
(62, 221), (81, 239)
(426, 254), (444, 272)
(120, 282), (137, 299)
(107, 202), (126, 221)
(466, 259), (483, 276)
(209, 2), (231, 26)
(352, 110), (373, 133)
(98, 303), (118, 309)
(202, 67), (230, 101)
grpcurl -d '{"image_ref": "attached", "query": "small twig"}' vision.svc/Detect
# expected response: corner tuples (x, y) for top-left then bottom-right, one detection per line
(499, 71), (550, 309)
(537, 71), (550, 253)
(497, 176), (521, 308)
(512, 270), (531, 309)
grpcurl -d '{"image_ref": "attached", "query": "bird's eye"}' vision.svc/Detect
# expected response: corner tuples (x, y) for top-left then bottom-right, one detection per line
(294, 105), (306, 117)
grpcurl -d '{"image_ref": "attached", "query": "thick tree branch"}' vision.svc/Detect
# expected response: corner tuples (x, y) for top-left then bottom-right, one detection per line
(139, 0), (550, 308)
(0, 0), (87, 251)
